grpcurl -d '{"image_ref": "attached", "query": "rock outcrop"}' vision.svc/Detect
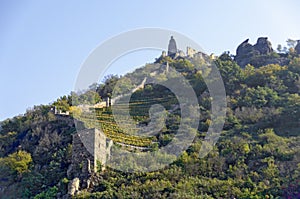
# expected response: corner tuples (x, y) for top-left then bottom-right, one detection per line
(254, 37), (273, 54)
(295, 40), (300, 55)
(235, 37), (289, 67)
(236, 39), (257, 58)
(68, 178), (80, 196)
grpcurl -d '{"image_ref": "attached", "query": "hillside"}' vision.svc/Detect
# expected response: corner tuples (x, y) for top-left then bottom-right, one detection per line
(1, 37), (300, 198)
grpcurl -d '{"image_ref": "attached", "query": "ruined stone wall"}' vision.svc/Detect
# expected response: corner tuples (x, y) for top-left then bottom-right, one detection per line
(94, 128), (112, 168)
(186, 47), (198, 57)
(67, 130), (95, 180)
(67, 128), (112, 193)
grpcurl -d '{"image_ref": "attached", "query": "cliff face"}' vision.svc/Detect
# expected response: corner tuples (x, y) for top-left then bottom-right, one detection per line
(235, 37), (290, 67)
(0, 113), (75, 198)
(0, 108), (115, 198)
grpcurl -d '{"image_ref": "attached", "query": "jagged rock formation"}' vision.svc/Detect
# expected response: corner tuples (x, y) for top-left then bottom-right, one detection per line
(235, 37), (289, 67)
(254, 37), (273, 54)
(295, 40), (300, 55)
(236, 39), (258, 58)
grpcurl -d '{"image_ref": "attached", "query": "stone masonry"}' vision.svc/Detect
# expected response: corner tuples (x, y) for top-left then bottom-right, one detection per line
(67, 128), (112, 192)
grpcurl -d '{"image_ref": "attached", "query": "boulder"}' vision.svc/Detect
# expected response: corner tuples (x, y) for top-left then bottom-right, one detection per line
(236, 39), (253, 56)
(253, 37), (273, 54)
(68, 178), (80, 196)
(235, 39), (258, 67)
(234, 37), (287, 67)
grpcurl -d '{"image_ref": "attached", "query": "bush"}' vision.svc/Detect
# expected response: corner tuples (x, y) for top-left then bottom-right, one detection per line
(34, 186), (58, 199)
(0, 150), (32, 175)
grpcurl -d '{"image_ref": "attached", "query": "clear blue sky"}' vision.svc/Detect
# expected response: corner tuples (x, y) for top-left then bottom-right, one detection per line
(1, 0), (300, 121)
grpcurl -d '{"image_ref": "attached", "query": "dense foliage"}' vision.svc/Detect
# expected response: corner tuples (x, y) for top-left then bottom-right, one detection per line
(0, 50), (300, 198)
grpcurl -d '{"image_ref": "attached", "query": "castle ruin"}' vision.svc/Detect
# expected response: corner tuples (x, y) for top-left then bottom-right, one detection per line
(168, 36), (178, 57)
(67, 128), (112, 194)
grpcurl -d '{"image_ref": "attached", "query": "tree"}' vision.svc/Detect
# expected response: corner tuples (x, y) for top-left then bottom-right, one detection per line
(33, 186), (58, 199)
(78, 90), (101, 105)
(277, 44), (282, 53)
(239, 86), (280, 107)
(219, 51), (233, 61)
(215, 58), (243, 95)
(286, 39), (297, 49)
(0, 150), (32, 175)
(53, 96), (70, 112)
(112, 77), (135, 96)
(97, 74), (120, 98)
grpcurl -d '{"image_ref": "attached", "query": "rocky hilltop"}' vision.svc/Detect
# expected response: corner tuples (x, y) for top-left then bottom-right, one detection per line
(0, 36), (300, 198)
(234, 37), (293, 67)
(160, 36), (300, 69)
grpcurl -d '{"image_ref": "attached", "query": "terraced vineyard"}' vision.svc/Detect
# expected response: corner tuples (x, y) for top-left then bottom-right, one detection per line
(77, 108), (153, 148)
(76, 85), (181, 149)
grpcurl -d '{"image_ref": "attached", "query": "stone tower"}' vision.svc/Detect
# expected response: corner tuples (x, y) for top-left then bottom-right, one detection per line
(168, 36), (177, 57)
(67, 128), (112, 189)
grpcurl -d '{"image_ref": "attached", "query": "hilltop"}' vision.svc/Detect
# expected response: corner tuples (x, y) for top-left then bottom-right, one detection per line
(0, 37), (300, 198)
